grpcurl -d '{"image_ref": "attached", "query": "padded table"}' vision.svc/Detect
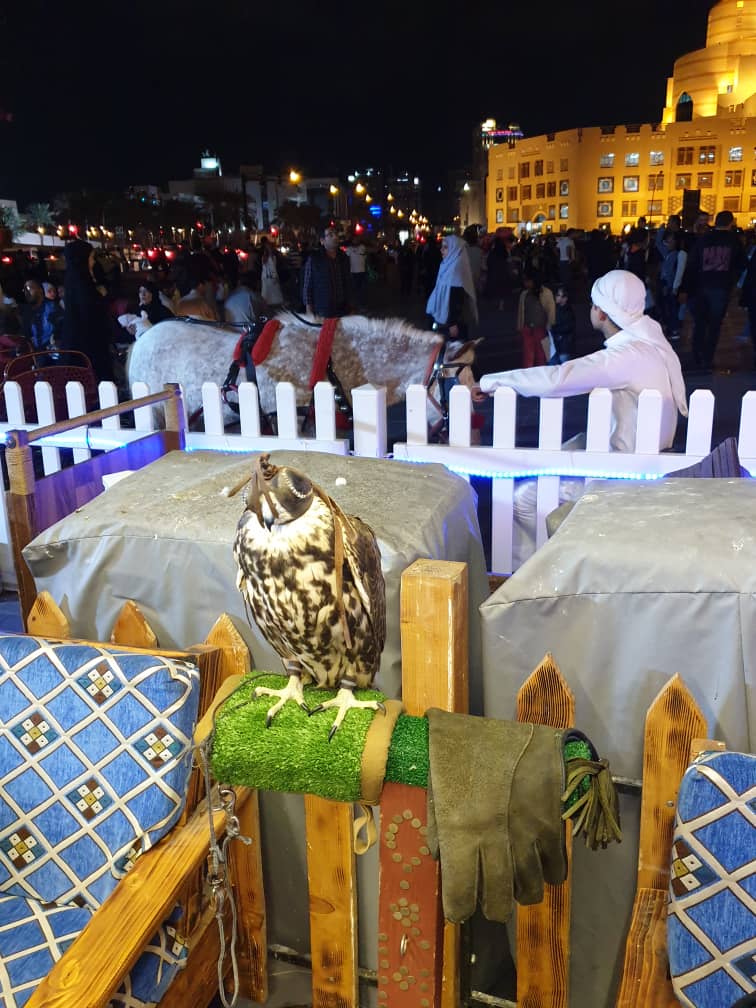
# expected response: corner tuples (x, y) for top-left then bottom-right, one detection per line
(481, 477), (756, 1005)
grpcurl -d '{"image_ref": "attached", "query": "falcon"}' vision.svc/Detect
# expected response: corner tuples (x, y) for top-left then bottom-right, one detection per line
(229, 453), (386, 737)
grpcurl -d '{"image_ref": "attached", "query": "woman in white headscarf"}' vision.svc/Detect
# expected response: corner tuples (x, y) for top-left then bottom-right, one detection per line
(472, 269), (688, 568)
(426, 233), (478, 340)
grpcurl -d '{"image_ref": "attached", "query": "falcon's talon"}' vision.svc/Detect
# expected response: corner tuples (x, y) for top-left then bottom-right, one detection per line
(311, 685), (385, 737)
(253, 673), (306, 725)
(308, 703), (326, 716)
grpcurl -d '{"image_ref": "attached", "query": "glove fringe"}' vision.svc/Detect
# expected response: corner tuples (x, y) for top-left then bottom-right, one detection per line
(561, 757), (622, 849)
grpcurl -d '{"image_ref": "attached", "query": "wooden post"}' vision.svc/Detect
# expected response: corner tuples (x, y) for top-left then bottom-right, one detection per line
(5, 428), (39, 625)
(110, 600), (159, 648)
(516, 654), (575, 1008)
(305, 794), (359, 1007)
(377, 559), (469, 1008)
(163, 382), (187, 451)
(615, 675), (707, 1008)
(205, 614), (268, 1004)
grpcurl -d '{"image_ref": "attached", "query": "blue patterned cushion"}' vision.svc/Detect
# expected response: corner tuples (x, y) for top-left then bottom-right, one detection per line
(668, 751), (756, 1008)
(0, 892), (188, 1008)
(0, 635), (200, 909)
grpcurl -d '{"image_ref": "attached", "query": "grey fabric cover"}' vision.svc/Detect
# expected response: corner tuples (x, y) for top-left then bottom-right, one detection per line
(24, 449), (489, 707)
(481, 477), (756, 1006)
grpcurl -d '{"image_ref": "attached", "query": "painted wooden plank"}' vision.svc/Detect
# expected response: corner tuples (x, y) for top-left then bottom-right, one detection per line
(684, 389), (714, 456)
(585, 388), (613, 453)
(202, 381), (225, 435)
(406, 384), (430, 445)
(635, 389), (663, 454)
(378, 560), (469, 1008)
(737, 389), (756, 460)
(98, 381), (121, 428)
(491, 388), (517, 575)
(275, 381), (299, 439)
(65, 381), (91, 464)
(314, 380), (337, 443)
(516, 653), (575, 1008)
(238, 381), (262, 437)
(448, 384), (471, 448)
(353, 383), (387, 458)
(34, 381), (61, 474)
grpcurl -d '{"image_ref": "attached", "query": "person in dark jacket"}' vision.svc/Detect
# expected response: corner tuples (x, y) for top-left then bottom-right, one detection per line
(686, 209), (746, 370)
(137, 280), (173, 325)
(301, 227), (351, 318)
(61, 239), (114, 381)
(484, 235), (511, 310)
(550, 284), (577, 362)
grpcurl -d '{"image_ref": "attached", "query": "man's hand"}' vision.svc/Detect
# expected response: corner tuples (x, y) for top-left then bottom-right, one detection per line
(471, 384), (489, 403)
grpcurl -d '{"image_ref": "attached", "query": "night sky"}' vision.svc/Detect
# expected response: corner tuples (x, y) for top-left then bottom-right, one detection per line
(1, 0), (718, 204)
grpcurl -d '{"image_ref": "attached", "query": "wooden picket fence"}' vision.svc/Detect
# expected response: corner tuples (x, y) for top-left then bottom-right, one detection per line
(21, 562), (712, 1008)
(1, 376), (755, 586)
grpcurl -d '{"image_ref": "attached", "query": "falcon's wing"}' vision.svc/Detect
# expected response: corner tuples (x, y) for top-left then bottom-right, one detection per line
(340, 512), (387, 654)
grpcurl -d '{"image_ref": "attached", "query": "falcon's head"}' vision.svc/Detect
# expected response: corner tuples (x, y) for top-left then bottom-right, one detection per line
(244, 454), (314, 529)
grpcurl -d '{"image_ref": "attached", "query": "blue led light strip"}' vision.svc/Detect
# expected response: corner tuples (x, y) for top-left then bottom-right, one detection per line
(400, 459), (667, 481)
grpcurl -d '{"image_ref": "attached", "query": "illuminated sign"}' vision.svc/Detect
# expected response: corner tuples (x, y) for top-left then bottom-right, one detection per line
(369, 205), (382, 217)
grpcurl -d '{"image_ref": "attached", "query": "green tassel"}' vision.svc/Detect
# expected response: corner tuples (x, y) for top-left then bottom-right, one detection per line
(561, 757), (622, 850)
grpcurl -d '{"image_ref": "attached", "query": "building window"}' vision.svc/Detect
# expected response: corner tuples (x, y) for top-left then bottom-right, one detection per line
(495, 188), (504, 203)
(676, 92), (694, 122)
(507, 209), (518, 223)
(676, 173), (692, 188)
(621, 200), (637, 216)
(647, 200), (662, 215)
(725, 170), (743, 187)
(729, 146), (743, 162)
(559, 203), (569, 219)
(649, 151), (664, 166)
(546, 161), (554, 174)
(749, 195), (756, 211)
(600, 153), (615, 168)
(559, 179), (569, 196)
(623, 176), (640, 192)
(496, 209), (505, 224)
(521, 185), (532, 200)
(597, 177), (614, 193)
(677, 147), (694, 165)
(698, 145), (716, 164)
(723, 196), (740, 211)
(625, 152), (640, 167)
(560, 158), (569, 172)
(597, 201), (614, 217)
(536, 183), (546, 198)
(508, 186), (518, 201)
(548, 205), (556, 219)
(519, 162), (530, 179)
(495, 168), (504, 180)
(648, 173), (665, 191)
(547, 181), (557, 197)
(508, 167), (516, 179)
(697, 172), (713, 188)
(534, 160), (544, 176)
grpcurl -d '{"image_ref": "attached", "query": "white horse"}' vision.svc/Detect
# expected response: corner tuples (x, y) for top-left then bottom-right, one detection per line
(126, 312), (448, 425)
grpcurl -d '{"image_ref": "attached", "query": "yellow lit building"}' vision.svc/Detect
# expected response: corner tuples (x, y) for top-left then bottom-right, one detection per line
(487, 0), (756, 234)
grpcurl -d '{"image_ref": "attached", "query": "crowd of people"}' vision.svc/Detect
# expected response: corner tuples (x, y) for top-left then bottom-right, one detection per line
(0, 207), (754, 398)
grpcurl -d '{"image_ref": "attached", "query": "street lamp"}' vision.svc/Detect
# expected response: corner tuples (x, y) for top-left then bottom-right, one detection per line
(649, 170), (664, 227)
(355, 182), (365, 195)
(289, 169), (301, 184)
(329, 184), (339, 195)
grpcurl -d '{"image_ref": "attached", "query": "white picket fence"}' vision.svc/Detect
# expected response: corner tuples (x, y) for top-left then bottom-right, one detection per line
(1, 377), (754, 586)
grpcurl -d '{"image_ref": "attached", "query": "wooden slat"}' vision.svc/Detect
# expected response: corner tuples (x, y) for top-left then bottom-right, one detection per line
(516, 653), (575, 1008)
(110, 600), (158, 648)
(615, 676), (707, 1008)
(636, 675), (706, 892)
(24, 789), (247, 1008)
(204, 612), (268, 1004)
(158, 905), (229, 1008)
(615, 889), (679, 1008)
(26, 591), (70, 637)
(305, 795), (358, 1008)
(378, 559), (469, 1008)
